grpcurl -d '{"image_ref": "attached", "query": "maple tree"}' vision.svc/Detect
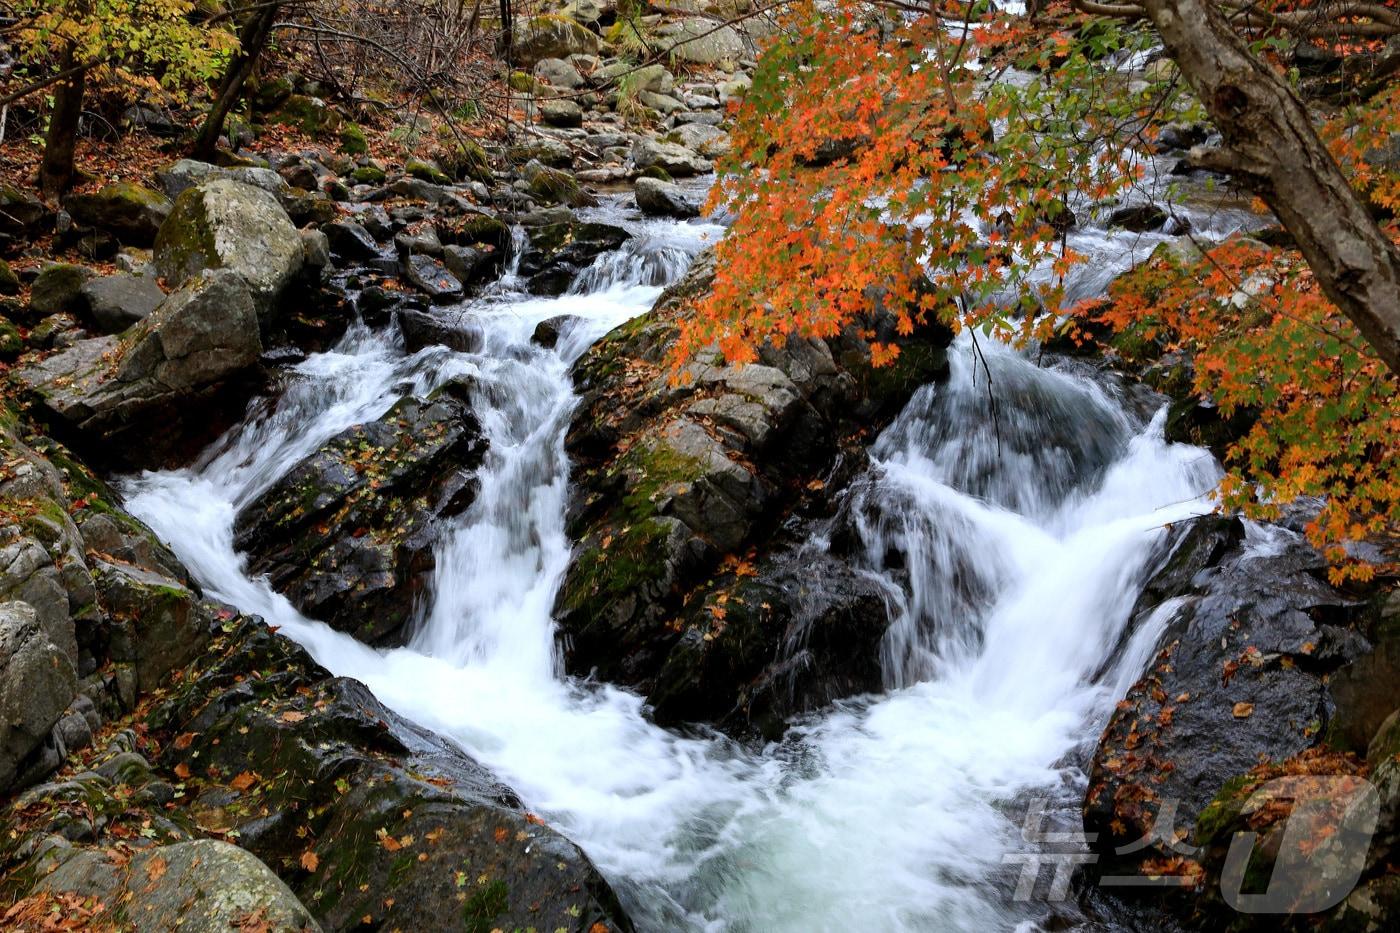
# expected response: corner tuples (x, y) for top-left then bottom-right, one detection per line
(695, 0), (1399, 577)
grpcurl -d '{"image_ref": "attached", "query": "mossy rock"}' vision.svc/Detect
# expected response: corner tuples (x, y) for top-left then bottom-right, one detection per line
(638, 164), (673, 182)
(441, 138), (494, 184)
(64, 182), (172, 246)
(350, 164), (387, 185)
(30, 263), (96, 316)
(508, 70), (541, 94)
(338, 122), (369, 156)
(0, 316), (21, 358)
(404, 158), (451, 185)
(525, 164), (595, 207)
(0, 257), (18, 296)
(270, 94), (343, 137)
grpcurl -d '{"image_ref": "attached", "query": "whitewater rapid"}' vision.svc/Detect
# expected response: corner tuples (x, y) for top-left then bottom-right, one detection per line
(123, 195), (1226, 931)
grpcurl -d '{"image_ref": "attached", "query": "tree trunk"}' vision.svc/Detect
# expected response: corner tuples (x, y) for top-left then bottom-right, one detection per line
(192, 2), (282, 160)
(1139, 0), (1400, 377)
(39, 50), (87, 199)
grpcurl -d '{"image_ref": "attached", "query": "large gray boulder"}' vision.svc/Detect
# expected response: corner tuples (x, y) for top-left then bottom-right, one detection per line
(655, 18), (748, 64)
(513, 14), (600, 66)
(632, 137), (712, 177)
(16, 269), (263, 467)
(635, 177), (701, 218)
(79, 273), (165, 333)
(34, 840), (322, 932)
(0, 602), (79, 792)
(153, 158), (290, 201)
(154, 177), (304, 322)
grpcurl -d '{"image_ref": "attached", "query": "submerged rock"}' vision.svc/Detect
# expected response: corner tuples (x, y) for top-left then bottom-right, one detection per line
(232, 384), (487, 644)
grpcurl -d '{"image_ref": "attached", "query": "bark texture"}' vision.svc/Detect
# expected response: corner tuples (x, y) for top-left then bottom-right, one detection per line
(1139, 0), (1400, 376)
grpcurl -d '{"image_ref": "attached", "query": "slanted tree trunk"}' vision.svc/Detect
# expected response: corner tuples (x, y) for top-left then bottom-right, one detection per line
(1139, 0), (1400, 376)
(38, 48), (87, 199)
(192, 2), (282, 160)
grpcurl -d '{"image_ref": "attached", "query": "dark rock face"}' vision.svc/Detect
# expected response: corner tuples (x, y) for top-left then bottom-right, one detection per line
(16, 269), (264, 470)
(1, 620), (632, 933)
(401, 253), (464, 303)
(397, 306), (484, 354)
(519, 219), (632, 295)
(149, 619), (632, 933)
(233, 384), (487, 645)
(1083, 516), (1368, 875)
(557, 248), (953, 732)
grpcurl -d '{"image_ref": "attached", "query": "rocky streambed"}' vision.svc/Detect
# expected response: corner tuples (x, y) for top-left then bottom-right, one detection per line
(0, 23), (1397, 933)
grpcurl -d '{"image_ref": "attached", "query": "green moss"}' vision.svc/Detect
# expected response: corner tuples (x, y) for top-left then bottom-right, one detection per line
(152, 188), (222, 285)
(350, 165), (387, 185)
(527, 166), (584, 206)
(462, 879), (509, 933)
(1194, 772), (1257, 848)
(508, 71), (540, 94)
(442, 139), (494, 185)
(404, 158), (451, 185)
(338, 122), (369, 156)
(0, 316), (21, 358)
(638, 164), (673, 182)
(271, 94), (343, 137)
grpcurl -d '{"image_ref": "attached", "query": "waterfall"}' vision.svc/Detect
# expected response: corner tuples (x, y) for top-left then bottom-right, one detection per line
(123, 193), (1224, 931)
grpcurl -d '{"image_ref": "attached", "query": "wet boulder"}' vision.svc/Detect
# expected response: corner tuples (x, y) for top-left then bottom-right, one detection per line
(323, 217), (380, 261)
(648, 548), (896, 736)
(631, 137), (712, 178)
(64, 182), (172, 246)
(401, 253), (464, 303)
(154, 177), (305, 323)
(518, 218), (631, 295)
(16, 269), (264, 469)
(397, 306), (483, 353)
(145, 617), (633, 932)
(557, 248), (953, 727)
(232, 384), (487, 645)
(1083, 516), (1369, 876)
(635, 176), (701, 218)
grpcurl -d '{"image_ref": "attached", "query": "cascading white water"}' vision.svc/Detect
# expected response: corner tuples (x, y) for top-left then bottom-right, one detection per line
(123, 194), (1227, 931)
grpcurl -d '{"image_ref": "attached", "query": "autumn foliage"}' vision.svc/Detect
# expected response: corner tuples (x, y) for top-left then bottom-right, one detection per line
(695, 0), (1398, 577)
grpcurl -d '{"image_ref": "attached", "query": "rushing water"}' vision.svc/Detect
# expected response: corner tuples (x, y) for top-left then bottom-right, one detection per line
(123, 193), (1230, 931)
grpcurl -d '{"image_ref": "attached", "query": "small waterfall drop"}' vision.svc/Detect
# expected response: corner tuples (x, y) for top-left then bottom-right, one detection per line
(123, 194), (1224, 931)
